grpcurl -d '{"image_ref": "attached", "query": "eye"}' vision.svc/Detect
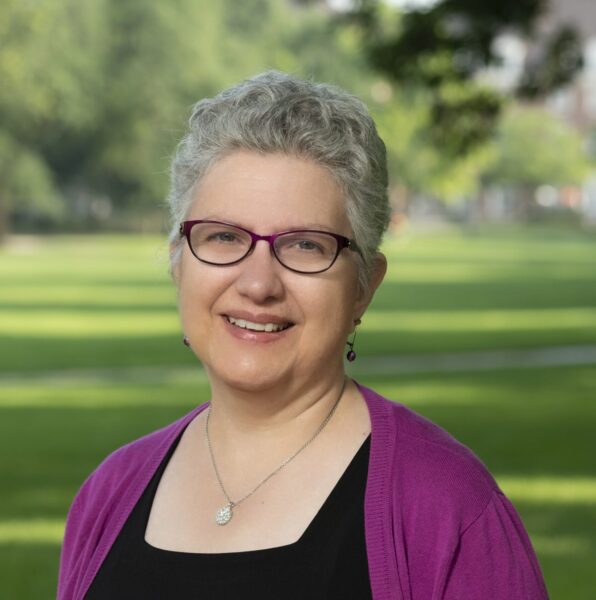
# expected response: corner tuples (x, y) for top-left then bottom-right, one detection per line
(277, 232), (336, 257)
(206, 231), (242, 244)
(285, 237), (325, 254)
(295, 239), (322, 251)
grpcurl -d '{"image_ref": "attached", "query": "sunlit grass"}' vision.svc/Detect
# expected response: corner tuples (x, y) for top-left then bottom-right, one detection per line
(497, 477), (596, 505)
(381, 226), (596, 260)
(0, 519), (64, 545)
(0, 378), (208, 408)
(530, 535), (592, 557)
(0, 285), (175, 305)
(364, 307), (596, 332)
(0, 310), (179, 336)
(384, 262), (596, 283)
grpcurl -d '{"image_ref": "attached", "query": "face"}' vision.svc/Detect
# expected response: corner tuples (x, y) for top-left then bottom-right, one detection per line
(175, 150), (384, 394)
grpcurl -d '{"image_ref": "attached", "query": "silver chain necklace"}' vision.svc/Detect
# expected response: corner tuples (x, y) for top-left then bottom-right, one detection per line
(205, 379), (347, 526)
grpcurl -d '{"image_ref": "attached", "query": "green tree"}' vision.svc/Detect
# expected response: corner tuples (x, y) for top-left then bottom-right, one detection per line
(0, 133), (63, 239)
(343, 0), (583, 157)
(90, 0), (379, 223)
(483, 107), (591, 218)
(0, 0), (321, 234)
(487, 107), (589, 186)
(372, 88), (496, 206)
(3, 0), (486, 237)
(0, 0), (107, 238)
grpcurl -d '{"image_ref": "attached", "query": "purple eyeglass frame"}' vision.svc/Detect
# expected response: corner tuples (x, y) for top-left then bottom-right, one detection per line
(179, 219), (360, 274)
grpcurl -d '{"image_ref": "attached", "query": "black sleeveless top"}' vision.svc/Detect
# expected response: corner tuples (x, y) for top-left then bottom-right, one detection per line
(85, 431), (372, 600)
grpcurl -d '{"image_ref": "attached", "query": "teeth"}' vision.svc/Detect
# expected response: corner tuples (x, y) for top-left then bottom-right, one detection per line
(227, 316), (289, 332)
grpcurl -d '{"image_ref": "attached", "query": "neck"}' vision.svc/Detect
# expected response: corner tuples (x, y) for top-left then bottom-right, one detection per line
(205, 367), (349, 441)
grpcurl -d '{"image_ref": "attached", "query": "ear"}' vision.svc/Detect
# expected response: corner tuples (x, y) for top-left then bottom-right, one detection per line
(353, 252), (387, 323)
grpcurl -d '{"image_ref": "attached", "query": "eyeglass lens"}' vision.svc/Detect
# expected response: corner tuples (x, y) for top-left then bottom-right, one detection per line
(188, 222), (339, 273)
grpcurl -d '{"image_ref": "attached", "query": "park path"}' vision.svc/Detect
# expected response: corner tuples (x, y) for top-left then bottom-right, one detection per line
(1, 345), (595, 388)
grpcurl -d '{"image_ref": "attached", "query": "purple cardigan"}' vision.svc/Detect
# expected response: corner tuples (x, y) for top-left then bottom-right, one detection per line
(57, 383), (549, 599)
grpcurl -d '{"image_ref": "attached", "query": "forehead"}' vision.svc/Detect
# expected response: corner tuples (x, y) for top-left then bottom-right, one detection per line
(190, 151), (350, 232)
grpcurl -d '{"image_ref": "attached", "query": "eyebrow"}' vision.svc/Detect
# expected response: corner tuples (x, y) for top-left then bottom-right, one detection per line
(197, 217), (337, 232)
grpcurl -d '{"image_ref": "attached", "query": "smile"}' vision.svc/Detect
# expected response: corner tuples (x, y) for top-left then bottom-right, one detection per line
(225, 316), (293, 333)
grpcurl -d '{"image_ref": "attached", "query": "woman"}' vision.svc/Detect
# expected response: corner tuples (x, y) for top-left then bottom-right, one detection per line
(58, 71), (548, 599)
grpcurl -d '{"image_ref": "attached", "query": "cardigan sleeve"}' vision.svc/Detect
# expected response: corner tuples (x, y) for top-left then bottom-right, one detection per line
(442, 490), (549, 599)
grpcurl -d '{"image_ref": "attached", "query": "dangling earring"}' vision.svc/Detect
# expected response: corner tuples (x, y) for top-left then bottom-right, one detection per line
(183, 335), (190, 347)
(346, 318), (361, 362)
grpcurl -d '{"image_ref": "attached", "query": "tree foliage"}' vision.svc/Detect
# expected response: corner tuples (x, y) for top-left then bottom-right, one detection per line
(486, 107), (590, 187)
(344, 0), (583, 156)
(0, 0), (383, 237)
(372, 89), (496, 203)
(0, 0), (589, 238)
(0, 0), (106, 233)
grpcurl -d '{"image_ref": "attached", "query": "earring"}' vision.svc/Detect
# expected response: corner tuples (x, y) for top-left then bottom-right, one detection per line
(183, 335), (190, 347)
(346, 318), (361, 362)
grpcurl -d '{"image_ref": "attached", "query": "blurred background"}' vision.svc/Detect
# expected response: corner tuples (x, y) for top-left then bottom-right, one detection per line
(1, 0), (595, 597)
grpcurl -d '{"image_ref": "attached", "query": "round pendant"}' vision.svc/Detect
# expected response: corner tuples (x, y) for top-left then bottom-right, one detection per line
(215, 504), (233, 525)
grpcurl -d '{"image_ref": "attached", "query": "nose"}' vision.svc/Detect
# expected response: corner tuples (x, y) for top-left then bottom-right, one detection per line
(234, 239), (284, 303)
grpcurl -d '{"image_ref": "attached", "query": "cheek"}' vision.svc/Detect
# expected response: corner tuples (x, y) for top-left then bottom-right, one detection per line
(178, 286), (203, 339)
(300, 277), (359, 336)
(177, 261), (225, 329)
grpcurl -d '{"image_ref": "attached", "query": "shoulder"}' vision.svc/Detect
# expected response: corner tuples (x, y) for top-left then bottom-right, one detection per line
(84, 405), (207, 490)
(356, 385), (548, 598)
(73, 404), (207, 511)
(58, 405), (207, 597)
(361, 383), (498, 531)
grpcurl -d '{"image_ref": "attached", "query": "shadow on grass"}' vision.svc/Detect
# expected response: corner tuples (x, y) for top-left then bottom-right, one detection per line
(0, 543), (61, 599)
(0, 335), (193, 373)
(370, 280), (596, 311)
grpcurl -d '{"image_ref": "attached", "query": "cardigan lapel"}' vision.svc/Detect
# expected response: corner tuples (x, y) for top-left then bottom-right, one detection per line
(359, 382), (410, 600)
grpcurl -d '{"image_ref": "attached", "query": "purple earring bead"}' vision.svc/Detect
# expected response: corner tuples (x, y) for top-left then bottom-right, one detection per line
(183, 336), (190, 347)
(347, 349), (356, 362)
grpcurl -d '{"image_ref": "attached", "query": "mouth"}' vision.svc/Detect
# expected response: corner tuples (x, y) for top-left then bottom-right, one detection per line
(224, 315), (294, 333)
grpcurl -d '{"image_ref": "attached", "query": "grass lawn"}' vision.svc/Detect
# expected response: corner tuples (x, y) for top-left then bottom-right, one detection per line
(1, 225), (595, 598)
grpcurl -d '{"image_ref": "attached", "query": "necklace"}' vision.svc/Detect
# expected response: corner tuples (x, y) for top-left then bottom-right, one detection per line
(205, 379), (347, 526)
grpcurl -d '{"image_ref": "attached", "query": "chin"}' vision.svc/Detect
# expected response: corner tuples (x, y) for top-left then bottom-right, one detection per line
(207, 358), (293, 393)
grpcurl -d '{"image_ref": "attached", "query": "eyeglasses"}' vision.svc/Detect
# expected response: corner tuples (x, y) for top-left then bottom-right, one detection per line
(179, 220), (360, 274)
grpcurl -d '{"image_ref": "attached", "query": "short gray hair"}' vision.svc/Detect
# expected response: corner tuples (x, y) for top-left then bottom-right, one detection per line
(167, 70), (390, 290)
